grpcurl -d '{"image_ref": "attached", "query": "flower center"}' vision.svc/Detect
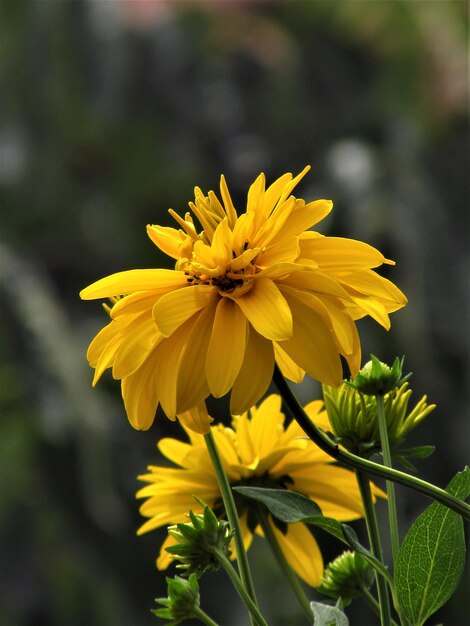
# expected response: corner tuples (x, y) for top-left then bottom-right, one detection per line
(178, 250), (261, 296)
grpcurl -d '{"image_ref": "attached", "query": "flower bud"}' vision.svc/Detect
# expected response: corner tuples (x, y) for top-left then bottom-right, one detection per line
(165, 505), (233, 577)
(152, 573), (200, 623)
(322, 376), (435, 461)
(350, 355), (409, 396)
(317, 551), (374, 604)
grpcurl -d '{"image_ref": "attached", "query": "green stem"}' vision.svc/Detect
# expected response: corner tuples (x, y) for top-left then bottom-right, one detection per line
(204, 431), (260, 625)
(360, 585), (400, 626)
(273, 366), (470, 521)
(256, 505), (313, 622)
(376, 394), (400, 563)
(192, 605), (220, 626)
(215, 550), (268, 626)
(356, 470), (392, 626)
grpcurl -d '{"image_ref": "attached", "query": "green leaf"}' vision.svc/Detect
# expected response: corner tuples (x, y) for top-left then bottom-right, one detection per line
(394, 466), (470, 626)
(233, 487), (393, 586)
(232, 487), (322, 521)
(393, 445), (435, 471)
(311, 598), (349, 626)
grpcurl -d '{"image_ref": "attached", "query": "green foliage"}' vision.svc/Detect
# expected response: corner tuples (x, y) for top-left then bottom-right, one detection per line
(394, 467), (470, 626)
(233, 486), (322, 521)
(233, 486), (393, 587)
(153, 574), (200, 625)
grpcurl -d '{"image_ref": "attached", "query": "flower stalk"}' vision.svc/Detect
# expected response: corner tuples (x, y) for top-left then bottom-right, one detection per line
(355, 470), (392, 626)
(273, 365), (470, 521)
(256, 505), (313, 622)
(191, 606), (220, 626)
(359, 584), (400, 626)
(215, 550), (268, 626)
(203, 431), (261, 625)
(376, 394), (400, 563)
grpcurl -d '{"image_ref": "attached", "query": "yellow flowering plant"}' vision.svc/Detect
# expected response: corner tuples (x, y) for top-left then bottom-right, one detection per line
(80, 169), (470, 626)
(80, 166), (406, 431)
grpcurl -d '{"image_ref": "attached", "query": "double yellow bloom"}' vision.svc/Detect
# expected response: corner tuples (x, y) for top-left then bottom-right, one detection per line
(80, 167), (406, 432)
(136, 394), (385, 587)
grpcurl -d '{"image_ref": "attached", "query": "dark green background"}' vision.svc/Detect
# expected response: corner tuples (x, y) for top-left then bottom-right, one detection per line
(1, 1), (468, 625)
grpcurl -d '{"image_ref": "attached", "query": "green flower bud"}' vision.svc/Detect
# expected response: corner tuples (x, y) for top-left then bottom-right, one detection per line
(317, 551), (374, 605)
(166, 505), (233, 577)
(323, 378), (436, 462)
(152, 573), (200, 624)
(350, 355), (410, 396)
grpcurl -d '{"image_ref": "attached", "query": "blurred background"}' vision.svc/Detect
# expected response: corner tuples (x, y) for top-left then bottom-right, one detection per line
(1, 1), (468, 625)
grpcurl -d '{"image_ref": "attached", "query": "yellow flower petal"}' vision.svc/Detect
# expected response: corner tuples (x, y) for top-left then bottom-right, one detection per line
(146, 224), (192, 260)
(247, 172), (266, 214)
(280, 198), (333, 234)
(303, 400), (331, 431)
(112, 313), (162, 379)
(291, 468), (385, 520)
(274, 343), (305, 383)
(157, 438), (192, 468)
(219, 175), (238, 228)
(177, 403), (213, 435)
(281, 269), (353, 302)
(206, 298), (248, 398)
(176, 303), (216, 415)
(339, 270), (407, 309)
(248, 394), (284, 459)
(232, 412), (257, 468)
(154, 320), (194, 419)
(80, 269), (187, 300)
(86, 318), (121, 368)
(279, 287), (342, 387)
(261, 172), (293, 216)
(299, 235), (388, 270)
(230, 326), (274, 415)
(256, 236), (299, 267)
(153, 284), (217, 337)
(234, 277), (293, 341)
(110, 291), (160, 318)
(270, 521), (324, 587)
(121, 349), (160, 430)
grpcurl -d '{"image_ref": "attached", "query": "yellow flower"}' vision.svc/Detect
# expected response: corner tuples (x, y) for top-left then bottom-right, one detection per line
(80, 167), (406, 431)
(136, 394), (385, 587)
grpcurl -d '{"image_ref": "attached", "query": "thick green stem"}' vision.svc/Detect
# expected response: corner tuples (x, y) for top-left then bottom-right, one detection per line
(204, 431), (260, 625)
(356, 470), (392, 626)
(273, 366), (470, 521)
(215, 550), (268, 626)
(376, 394), (400, 563)
(192, 605), (220, 626)
(256, 506), (313, 622)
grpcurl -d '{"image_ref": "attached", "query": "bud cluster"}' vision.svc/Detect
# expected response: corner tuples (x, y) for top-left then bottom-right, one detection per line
(166, 505), (233, 577)
(322, 357), (435, 461)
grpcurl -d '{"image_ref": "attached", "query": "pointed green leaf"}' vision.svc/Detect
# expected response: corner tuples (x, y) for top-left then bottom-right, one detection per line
(311, 598), (349, 626)
(394, 466), (470, 626)
(233, 487), (393, 586)
(233, 487), (322, 521)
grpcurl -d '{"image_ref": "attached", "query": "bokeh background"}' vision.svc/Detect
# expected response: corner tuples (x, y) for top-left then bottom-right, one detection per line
(1, 1), (468, 625)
